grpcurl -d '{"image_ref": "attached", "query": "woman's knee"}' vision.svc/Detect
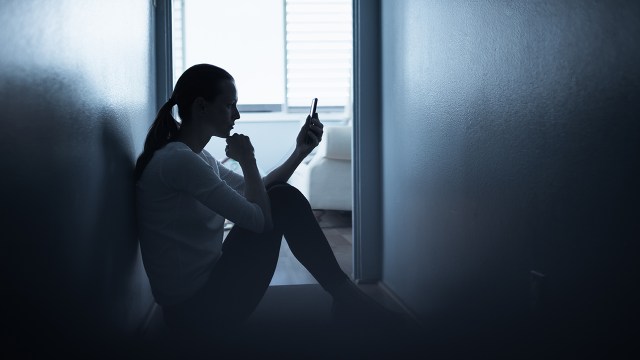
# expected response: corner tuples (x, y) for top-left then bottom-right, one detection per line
(267, 183), (310, 211)
(267, 182), (303, 200)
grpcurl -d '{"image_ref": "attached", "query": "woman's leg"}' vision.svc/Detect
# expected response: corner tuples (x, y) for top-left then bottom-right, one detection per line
(189, 183), (350, 329)
(209, 224), (284, 324)
(162, 216), (284, 338)
(163, 183), (389, 341)
(270, 183), (402, 324)
(205, 183), (350, 322)
(267, 183), (349, 292)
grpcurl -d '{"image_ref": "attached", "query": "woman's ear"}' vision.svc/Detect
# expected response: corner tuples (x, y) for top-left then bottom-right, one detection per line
(193, 96), (206, 111)
(191, 96), (208, 117)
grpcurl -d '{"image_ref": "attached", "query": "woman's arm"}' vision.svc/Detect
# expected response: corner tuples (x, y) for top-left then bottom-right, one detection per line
(263, 114), (324, 188)
(239, 157), (273, 232)
(263, 147), (310, 188)
(226, 134), (273, 232)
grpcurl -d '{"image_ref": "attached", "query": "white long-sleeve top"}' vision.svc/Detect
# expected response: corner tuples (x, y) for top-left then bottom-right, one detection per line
(136, 141), (264, 306)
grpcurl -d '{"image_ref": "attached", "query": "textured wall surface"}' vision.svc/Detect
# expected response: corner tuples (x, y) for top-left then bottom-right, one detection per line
(0, 0), (156, 354)
(381, 0), (639, 354)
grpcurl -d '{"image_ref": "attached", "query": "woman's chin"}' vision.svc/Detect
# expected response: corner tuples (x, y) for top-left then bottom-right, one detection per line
(212, 131), (230, 139)
(211, 126), (233, 138)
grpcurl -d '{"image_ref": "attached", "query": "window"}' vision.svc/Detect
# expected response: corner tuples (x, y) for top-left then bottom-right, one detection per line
(172, 0), (352, 115)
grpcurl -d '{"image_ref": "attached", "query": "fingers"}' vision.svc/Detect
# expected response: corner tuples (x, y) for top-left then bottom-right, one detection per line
(305, 114), (323, 127)
(306, 130), (320, 146)
(308, 122), (323, 132)
(226, 133), (248, 145)
(225, 133), (254, 154)
(308, 122), (323, 141)
(310, 114), (323, 128)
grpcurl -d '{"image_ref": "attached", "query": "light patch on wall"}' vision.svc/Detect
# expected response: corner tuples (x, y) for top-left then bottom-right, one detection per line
(0, 0), (150, 106)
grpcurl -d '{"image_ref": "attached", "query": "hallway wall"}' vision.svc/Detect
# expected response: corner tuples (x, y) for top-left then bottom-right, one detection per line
(0, 0), (156, 354)
(380, 0), (639, 354)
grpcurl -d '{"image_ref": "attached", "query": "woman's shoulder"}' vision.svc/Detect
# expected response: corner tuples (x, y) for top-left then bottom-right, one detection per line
(147, 143), (220, 184)
(160, 141), (189, 153)
(150, 142), (208, 169)
(154, 142), (196, 159)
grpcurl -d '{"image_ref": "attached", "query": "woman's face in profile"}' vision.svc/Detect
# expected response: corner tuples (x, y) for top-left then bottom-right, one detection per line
(206, 80), (240, 138)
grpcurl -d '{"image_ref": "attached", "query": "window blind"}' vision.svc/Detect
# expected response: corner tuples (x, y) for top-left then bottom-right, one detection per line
(172, 0), (185, 87)
(285, 0), (352, 110)
(171, 0), (352, 113)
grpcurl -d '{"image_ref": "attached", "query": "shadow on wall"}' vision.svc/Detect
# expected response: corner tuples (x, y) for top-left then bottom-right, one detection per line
(0, 67), (152, 354)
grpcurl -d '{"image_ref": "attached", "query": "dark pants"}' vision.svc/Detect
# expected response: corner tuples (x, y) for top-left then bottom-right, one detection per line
(162, 183), (348, 339)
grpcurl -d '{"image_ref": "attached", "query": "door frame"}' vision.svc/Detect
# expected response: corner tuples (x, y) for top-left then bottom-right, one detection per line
(352, 0), (382, 283)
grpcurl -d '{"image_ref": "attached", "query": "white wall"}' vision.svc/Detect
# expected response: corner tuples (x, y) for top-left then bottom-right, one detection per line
(380, 0), (639, 355)
(0, 0), (156, 355)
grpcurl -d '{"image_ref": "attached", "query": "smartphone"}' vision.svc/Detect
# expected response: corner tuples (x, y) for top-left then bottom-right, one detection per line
(306, 98), (318, 144)
(309, 98), (318, 118)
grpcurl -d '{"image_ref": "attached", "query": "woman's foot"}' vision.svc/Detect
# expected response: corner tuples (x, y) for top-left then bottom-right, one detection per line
(329, 279), (407, 327)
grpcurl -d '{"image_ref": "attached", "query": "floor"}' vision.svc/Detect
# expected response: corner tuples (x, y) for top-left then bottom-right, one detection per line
(140, 282), (425, 359)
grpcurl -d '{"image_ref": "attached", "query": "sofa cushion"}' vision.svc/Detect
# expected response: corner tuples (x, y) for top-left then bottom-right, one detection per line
(319, 125), (351, 160)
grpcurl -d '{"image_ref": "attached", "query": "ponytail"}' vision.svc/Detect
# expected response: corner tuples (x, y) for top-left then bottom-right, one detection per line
(134, 99), (179, 182)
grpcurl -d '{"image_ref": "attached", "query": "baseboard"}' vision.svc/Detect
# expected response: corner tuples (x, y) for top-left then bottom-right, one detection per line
(377, 281), (423, 327)
(353, 277), (378, 284)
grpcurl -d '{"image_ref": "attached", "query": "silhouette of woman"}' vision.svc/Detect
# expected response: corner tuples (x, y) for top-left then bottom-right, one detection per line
(134, 64), (390, 343)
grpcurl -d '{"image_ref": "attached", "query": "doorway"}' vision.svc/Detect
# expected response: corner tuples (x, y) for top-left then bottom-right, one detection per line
(168, 0), (356, 283)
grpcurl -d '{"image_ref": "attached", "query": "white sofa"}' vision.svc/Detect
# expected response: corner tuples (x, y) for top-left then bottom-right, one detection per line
(289, 125), (352, 211)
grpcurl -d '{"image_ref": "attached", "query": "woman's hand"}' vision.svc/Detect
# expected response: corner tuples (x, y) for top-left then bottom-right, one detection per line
(296, 114), (324, 155)
(263, 114), (323, 188)
(225, 133), (255, 165)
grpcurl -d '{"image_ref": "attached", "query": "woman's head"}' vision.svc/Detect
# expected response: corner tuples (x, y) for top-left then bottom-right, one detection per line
(134, 64), (236, 181)
(172, 64), (235, 127)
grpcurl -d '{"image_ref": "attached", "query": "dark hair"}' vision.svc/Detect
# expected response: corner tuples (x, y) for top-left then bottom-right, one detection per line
(134, 64), (233, 181)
